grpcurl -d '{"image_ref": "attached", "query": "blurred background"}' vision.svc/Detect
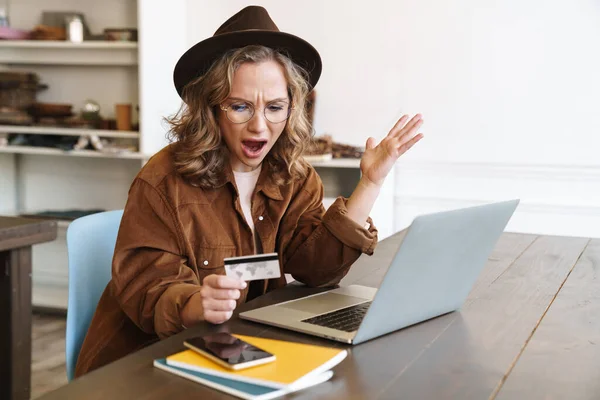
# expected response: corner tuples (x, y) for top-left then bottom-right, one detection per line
(0, 1), (598, 397)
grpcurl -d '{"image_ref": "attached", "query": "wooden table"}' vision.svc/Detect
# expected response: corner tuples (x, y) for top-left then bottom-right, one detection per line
(40, 231), (599, 400)
(0, 216), (57, 400)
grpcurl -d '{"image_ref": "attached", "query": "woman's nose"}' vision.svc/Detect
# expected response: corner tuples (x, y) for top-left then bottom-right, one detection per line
(247, 109), (268, 133)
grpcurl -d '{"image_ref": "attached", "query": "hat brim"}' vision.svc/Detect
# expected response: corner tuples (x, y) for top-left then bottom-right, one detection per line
(173, 30), (322, 98)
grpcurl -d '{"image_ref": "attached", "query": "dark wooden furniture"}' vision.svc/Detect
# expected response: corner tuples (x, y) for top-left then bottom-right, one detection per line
(0, 217), (57, 400)
(40, 231), (599, 399)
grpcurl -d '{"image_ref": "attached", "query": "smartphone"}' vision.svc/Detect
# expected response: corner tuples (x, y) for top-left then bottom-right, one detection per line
(184, 332), (275, 370)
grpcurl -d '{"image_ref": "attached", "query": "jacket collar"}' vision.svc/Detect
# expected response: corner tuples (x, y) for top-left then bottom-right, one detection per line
(224, 162), (283, 201)
(256, 163), (284, 201)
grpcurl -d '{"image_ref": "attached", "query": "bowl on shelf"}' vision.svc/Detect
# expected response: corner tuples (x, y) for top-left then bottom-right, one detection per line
(104, 28), (138, 42)
(0, 107), (33, 125)
(29, 25), (67, 41)
(29, 102), (73, 118)
(0, 27), (30, 40)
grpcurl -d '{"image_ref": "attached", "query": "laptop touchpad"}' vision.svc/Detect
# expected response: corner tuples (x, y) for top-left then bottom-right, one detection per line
(280, 293), (368, 314)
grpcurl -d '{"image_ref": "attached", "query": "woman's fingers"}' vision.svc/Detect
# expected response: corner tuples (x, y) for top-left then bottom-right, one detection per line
(204, 309), (233, 324)
(390, 114), (422, 137)
(202, 298), (237, 312)
(365, 137), (377, 150)
(203, 274), (247, 290)
(200, 274), (243, 324)
(398, 133), (424, 154)
(200, 285), (241, 300)
(388, 114), (409, 137)
(397, 114), (423, 138)
(396, 117), (423, 144)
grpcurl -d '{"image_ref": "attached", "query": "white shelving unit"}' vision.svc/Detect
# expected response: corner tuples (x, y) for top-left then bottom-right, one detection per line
(0, 40), (138, 65)
(0, 145), (146, 159)
(0, 0), (143, 309)
(309, 158), (361, 169)
(0, 125), (139, 139)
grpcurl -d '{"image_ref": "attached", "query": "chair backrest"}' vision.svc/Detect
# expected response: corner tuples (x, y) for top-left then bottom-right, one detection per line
(65, 210), (123, 381)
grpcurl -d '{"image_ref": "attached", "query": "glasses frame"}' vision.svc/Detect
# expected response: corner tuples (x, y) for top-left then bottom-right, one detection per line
(219, 100), (294, 124)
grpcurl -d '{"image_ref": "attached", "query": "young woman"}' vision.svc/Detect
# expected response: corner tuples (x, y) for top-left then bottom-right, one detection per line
(75, 6), (423, 377)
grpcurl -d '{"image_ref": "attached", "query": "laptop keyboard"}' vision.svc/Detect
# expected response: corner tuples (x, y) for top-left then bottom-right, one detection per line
(301, 302), (372, 332)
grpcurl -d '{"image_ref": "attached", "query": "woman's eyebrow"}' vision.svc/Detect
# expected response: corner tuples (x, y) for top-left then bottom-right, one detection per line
(228, 96), (289, 104)
(227, 96), (251, 103)
(267, 97), (289, 103)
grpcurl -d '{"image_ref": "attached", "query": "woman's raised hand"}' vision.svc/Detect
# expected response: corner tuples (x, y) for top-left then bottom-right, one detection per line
(360, 114), (424, 187)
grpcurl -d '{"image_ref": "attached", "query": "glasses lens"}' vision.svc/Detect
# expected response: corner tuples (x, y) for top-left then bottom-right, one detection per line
(227, 102), (253, 123)
(264, 103), (291, 123)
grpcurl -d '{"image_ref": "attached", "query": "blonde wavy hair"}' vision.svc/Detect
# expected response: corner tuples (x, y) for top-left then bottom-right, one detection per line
(167, 45), (313, 188)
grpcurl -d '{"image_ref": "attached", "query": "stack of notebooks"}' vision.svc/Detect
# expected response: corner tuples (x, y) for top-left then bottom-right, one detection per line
(154, 334), (347, 400)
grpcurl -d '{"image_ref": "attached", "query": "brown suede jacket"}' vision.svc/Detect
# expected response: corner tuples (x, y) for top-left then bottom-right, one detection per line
(75, 144), (378, 377)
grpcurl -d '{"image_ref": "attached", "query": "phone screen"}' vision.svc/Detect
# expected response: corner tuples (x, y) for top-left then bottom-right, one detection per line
(185, 333), (274, 366)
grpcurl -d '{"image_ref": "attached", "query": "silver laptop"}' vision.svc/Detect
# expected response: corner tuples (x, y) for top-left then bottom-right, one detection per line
(239, 199), (519, 344)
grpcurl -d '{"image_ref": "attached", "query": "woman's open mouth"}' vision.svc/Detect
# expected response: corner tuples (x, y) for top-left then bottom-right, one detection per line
(241, 139), (268, 159)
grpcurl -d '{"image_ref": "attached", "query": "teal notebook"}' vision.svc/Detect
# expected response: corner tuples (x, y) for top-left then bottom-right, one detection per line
(153, 359), (333, 400)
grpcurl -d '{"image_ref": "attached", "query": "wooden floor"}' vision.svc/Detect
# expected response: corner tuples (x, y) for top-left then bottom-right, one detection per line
(31, 313), (68, 399)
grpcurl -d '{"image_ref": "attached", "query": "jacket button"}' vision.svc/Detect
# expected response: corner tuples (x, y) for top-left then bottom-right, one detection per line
(203, 260), (209, 266)
(258, 216), (264, 221)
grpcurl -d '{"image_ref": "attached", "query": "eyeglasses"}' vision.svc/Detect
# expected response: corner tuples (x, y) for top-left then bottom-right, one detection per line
(220, 100), (292, 124)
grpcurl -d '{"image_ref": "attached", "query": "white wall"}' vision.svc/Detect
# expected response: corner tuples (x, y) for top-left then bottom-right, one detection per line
(9, 0), (137, 31)
(144, 0), (600, 237)
(138, 0), (187, 154)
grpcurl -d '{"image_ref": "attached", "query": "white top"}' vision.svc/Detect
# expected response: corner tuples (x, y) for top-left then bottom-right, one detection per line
(233, 165), (262, 238)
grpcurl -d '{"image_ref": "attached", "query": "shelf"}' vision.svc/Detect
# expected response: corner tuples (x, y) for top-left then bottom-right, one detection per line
(0, 144), (357, 164)
(0, 40), (138, 49)
(309, 158), (361, 168)
(0, 40), (138, 66)
(0, 125), (139, 139)
(0, 145), (146, 159)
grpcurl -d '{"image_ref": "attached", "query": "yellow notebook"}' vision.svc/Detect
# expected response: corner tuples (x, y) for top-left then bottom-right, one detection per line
(166, 334), (347, 389)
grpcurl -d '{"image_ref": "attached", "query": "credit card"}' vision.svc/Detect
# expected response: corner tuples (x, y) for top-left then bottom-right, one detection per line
(223, 253), (281, 281)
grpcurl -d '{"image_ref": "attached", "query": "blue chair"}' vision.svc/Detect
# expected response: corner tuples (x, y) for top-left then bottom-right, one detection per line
(65, 210), (123, 381)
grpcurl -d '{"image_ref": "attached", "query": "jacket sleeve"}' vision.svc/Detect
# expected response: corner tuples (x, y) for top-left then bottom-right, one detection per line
(111, 178), (201, 339)
(280, 168), (378, 287)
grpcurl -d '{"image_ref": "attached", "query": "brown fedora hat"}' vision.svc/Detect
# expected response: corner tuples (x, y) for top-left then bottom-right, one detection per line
(173, 6), (322, 98)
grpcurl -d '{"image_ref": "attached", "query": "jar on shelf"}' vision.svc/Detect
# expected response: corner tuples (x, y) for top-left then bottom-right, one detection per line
(65, 15), (84, 43)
